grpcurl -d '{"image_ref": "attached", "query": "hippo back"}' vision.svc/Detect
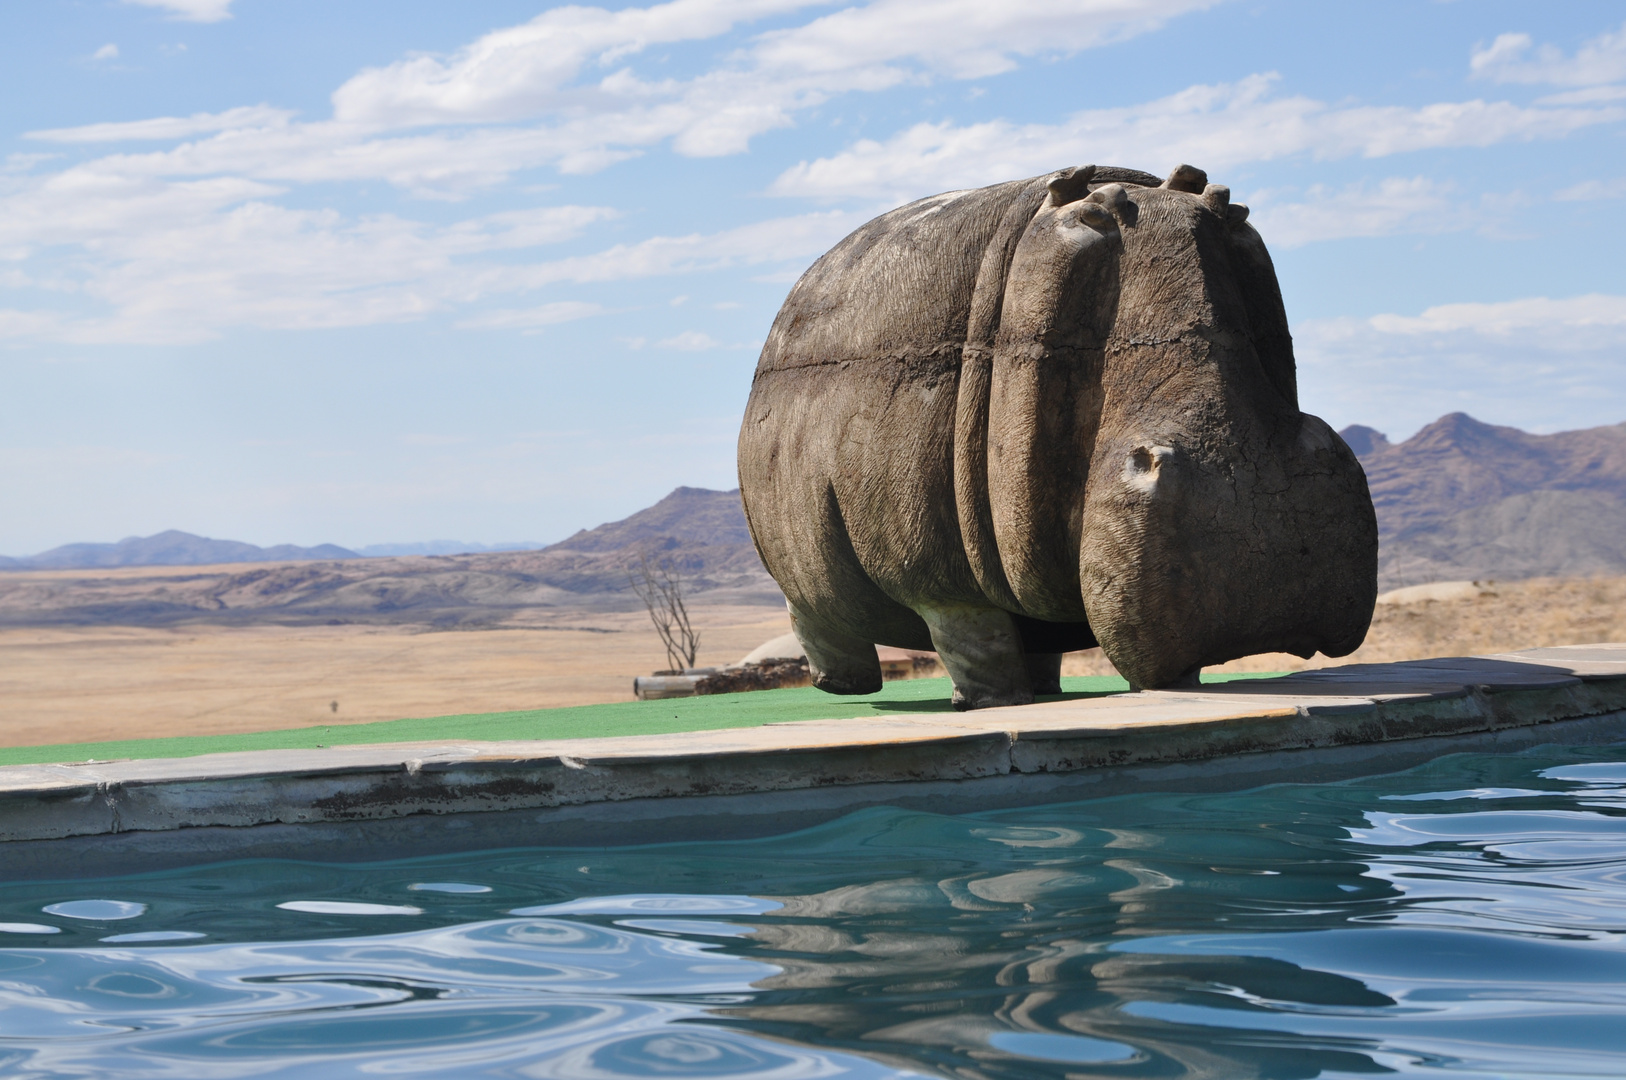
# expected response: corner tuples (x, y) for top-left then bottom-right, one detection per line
(757, 181), (1032, 374)
(741, 180), (1051, 646)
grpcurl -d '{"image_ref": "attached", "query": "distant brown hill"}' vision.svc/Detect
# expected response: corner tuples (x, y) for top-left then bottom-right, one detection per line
(1341, 413), (1626, 587)
(548, 486), (755, 553)
(0, 488), (777, 628)
(12, 419), (1618, 628)
(1, 530), (358, 570)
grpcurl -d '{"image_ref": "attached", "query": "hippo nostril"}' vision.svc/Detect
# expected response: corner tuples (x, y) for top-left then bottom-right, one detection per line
(1123, 446), (1167, 494)
(1122, 446), (1177, 495)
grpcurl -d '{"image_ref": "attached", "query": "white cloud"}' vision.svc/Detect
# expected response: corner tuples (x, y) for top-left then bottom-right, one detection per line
(331, 0), (827, 127)
(1537, 85), (1626, 106)
(8, 2), (1624, 348)
(457, 301), (610, 331)
(123, 0), (233, 23)
(1470, 22), (1626, 87)
(29, 106), (294, 144)
(748, 0), (1218, 81)
(434, 205), (621, 253)
(3, 153), (57, 175)
(659, 330), (723, 350)
(0, 177), (620, 343)
(1557, 177), (1626, 201)
(0, 308), (67, 339)
(93, 44), (119, 61)
(1365, 294), (1626, 338)
(0, 171), (285, 257)
(69, 0), (1204, 197)
(501, 209), (864, 288)
(77, 122), (569, 199)
(32, 2), (1604, 210)
(331, 0), (1215, 130)
(1295, 294), (1626, 438)
(770, 74), (1623, 201)
(30, 113), (751, 199)
(0, 149), (839, 343)
(1249, 177), (1469, 248)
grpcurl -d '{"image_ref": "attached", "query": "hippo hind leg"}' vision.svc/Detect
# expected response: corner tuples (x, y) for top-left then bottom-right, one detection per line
(1011, 615), (1091, 694)
(788, 603), (883, 695)
(917, 603), (1033, 711)
(1023, 652), (1064, 695)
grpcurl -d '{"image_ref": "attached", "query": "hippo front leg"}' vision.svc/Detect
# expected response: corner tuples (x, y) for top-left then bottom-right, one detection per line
(917, 603), (1033, 710)
(788, 603), (883, 695)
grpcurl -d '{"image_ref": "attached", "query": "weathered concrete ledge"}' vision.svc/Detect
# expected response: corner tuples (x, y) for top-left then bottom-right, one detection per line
(1, 644), (1623, 875)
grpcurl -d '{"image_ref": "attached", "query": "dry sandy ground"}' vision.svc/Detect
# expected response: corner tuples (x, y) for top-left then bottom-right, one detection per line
(0, 604), (791, 748)
(1064, 575), (1626, 676)
(2, 576), (1622, 748)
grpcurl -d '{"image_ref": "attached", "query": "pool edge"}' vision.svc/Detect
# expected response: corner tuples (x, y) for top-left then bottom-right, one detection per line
(2, 645), (1623, 876)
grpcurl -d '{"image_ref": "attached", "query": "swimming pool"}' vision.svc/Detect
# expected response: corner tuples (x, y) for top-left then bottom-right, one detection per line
(2, 743), (1623, 1077)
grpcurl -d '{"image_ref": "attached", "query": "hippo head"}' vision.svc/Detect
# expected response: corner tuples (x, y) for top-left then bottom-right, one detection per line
(992, 164), (1377, 689)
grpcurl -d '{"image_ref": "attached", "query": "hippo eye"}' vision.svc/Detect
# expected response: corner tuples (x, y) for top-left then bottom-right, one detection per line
(1076, 203), (1114, 229)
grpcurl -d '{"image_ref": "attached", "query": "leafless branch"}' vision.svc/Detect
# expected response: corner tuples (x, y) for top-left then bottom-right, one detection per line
(629, 549), (701, 672)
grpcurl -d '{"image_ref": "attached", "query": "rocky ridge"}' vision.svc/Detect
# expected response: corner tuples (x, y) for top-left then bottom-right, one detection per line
(1343, 413), (1626, 588)
(0, 530), (357, 570)
(0, 488), (776, 628)
(6, 417), (1623, 627)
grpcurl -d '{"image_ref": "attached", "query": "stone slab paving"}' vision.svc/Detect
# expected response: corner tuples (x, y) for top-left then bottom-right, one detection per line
(0, 644), (1622, 851)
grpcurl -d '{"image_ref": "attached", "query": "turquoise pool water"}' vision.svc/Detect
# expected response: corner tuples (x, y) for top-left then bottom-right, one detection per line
(3, 745), (1625, 1078)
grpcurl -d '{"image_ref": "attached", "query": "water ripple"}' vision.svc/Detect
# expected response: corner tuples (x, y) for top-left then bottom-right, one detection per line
(1, 743), (1624, 1077)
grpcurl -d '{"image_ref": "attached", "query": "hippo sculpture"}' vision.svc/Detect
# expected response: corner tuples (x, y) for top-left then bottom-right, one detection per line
(737, 164), (1378, 707)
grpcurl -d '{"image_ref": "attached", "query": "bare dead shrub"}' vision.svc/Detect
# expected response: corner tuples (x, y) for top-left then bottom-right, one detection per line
(629, 549), (701, 672)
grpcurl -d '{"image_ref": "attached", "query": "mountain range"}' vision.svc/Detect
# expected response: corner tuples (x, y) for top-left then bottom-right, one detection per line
(1341, 413), (1626, 588)
(0, 532), (555, 569)
(0, 530), (358, 571)
(3, 416), (1623, 628)
(0, 488), (777, 628)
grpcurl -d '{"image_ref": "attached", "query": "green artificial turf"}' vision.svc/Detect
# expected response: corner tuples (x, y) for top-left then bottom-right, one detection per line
(0, 672), (1288, 768)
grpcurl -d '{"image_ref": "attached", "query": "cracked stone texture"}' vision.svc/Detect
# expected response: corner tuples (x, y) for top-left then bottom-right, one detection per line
(739, 164), (1376, 698)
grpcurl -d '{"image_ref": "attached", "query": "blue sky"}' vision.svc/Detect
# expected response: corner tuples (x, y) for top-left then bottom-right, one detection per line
(3, 0), (1624, 554)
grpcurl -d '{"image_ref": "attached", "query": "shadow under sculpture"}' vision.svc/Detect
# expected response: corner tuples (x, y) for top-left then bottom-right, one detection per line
(737, 163), (1378, 707)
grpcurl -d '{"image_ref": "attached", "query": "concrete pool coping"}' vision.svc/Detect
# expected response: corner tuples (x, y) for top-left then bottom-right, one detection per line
(1, 643), (1623, 877)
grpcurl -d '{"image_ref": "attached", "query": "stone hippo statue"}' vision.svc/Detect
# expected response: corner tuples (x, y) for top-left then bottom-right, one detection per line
(737, 164), (1377, 707)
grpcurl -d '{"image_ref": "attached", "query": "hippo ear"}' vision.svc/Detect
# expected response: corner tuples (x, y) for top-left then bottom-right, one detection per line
(1162, 164), (1207, 194)
(1201, 183), (1249, 224)
(1082, 182), (1134, 226)
(1045, 164), (1097, 207)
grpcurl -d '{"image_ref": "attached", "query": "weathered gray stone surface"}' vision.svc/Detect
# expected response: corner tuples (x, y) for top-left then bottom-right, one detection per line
(738, 163), (1376, 705)
(0, 646), (1620, 877)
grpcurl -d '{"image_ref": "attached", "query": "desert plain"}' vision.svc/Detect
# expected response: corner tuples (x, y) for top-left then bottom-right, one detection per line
(0, 600), (791, 747)
(2, 564), (1623, 749)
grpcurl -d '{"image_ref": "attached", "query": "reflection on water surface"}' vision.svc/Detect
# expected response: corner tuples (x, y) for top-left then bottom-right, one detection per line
(1, 744), (1625, 1077)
